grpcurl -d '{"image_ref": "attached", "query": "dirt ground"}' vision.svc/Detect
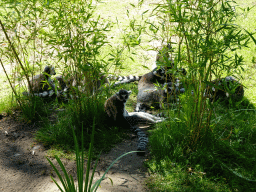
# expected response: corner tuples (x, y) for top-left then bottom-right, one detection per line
(0, 114), (150, 192)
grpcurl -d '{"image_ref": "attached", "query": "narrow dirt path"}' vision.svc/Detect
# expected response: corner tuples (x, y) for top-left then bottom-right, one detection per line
(0, 115), (149, 192)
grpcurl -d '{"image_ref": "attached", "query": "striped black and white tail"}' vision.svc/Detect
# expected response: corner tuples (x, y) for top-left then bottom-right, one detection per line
(108, 74), (142, 86)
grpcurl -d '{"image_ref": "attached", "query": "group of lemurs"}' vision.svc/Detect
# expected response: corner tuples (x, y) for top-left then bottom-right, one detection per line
(23, 44), (245, 155)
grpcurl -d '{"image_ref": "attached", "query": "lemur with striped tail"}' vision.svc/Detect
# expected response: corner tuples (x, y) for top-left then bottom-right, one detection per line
(104, 89), (165, 126)
(135, 43), (188, 112)
(104, 89), (165, 155)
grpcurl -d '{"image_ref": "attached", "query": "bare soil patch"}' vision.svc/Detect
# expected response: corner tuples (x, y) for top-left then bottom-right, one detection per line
(0, 114), (149, 192)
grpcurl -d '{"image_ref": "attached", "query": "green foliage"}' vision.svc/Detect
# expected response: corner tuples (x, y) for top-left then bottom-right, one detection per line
(1, 0), (256, 190)
(20, 95), (49, 122)
(0, 0), (121, 147)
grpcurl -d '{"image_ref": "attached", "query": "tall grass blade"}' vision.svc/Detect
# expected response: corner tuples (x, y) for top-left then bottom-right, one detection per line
(218, 159), (256, 182)
(72, 126), (84, 192)
(84, 118), (96, 192)
(92, 151), (138, 191)
(46, 156), (69, 191)
(88, 155), (100, 191)
(55, 156), (76, 190)
(244, 29), (256, 45)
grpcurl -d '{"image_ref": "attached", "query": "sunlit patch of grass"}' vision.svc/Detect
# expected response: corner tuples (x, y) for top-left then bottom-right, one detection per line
(0, 93), (22, 116)
(146, 159), (231, 192)
(46, 146), (78, 160)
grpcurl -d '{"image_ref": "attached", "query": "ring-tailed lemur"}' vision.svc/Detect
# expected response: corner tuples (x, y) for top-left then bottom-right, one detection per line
(22, 66), (56, 97)
(205, 76), (244, 102)
(104, 89), (165, 155)
(135, 66), (181, 112)
(155, 43), (174, 69)
(105, 44), (174, 88)
(136, 77), (185, 112)
(156, 44), (187, 77)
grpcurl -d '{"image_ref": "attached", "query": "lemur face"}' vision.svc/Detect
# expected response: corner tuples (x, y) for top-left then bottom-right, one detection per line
(156, 44), (174, 68)
(116, 89), (132, 102)
(153, 67), (166, 79)
(44, 66), (56, 75)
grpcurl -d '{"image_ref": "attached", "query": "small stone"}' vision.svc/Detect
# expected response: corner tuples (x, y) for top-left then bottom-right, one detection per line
(49, 90), (55, 97)
(42, 91), (48, 97)
(32, 145), (41, 151)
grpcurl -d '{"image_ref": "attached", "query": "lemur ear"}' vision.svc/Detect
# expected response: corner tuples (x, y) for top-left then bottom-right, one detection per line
(128, 90), (132, 95)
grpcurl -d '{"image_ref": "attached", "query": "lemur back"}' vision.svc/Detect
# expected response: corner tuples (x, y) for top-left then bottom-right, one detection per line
(206, 76), (244, 102)
(30, 65), (56, 93)
(55, 73), (110, 99)
(136, 67), (175, 111)
(23, 65), (56, 97)
(135, 43), (188, 112)
(138, 67), (170, 90)
(108, 44), (174, 87)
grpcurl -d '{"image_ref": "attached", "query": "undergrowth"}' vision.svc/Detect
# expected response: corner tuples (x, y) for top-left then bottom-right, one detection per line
(35, 82), (137, 154)
(146, 98), (256, 191)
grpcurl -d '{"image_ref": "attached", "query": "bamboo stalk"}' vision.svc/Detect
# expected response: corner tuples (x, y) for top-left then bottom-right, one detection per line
(0, 58), (21, 107)
(0, 19), (33, 94)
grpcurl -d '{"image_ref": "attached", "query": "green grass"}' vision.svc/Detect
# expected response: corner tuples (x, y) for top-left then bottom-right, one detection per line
(0, 94), (18, 115)
(146, 159), (231, 192)
(145, 101), (256, 191)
